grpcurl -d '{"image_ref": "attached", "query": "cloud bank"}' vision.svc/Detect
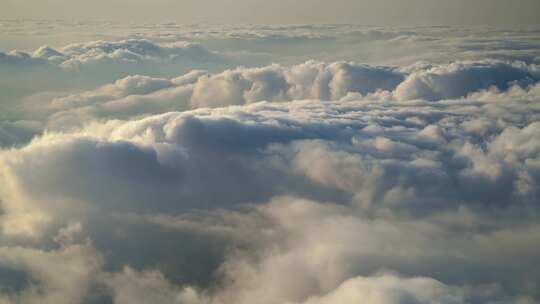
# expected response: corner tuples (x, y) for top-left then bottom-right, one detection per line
(26, 59), (537, 133)
(0, 23), (539, 304)
(1, 88), (540, 302)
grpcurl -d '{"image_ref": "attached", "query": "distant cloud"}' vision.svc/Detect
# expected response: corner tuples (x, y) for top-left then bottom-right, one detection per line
(28, 59), (538, 133)
(395, 60), (539, 101)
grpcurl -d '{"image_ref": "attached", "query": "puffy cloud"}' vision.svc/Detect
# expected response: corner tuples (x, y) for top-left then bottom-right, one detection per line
(0, 51), (47, 66)
(0, 39), (228, 121)
(103, 267), (201, 304)
(23, 59), (535, 135)
(0, 243), (102, 304)
(112, 196), (540, 304)
(1, 23), (540, 304)
(57, 39), (218, 71)
(300, 274), (464, 304)
(3, 21), (539, 62)
(395, 60), (539, 101)
(32, 46), (64, 60)
(2, 86), (539, 232)
(190, 61), (404, 108)
(0, 40), (219, 71)
(1, 84), (539, 301)
(48, 75), (176, 111)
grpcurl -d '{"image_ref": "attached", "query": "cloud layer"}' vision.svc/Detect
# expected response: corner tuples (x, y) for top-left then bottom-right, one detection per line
(1, 86), (540, 302)
(0, 23), (540, 304)
(20, 59), (537, 135)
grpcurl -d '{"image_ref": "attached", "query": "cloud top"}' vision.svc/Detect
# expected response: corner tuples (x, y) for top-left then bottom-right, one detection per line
(0, 24), (539, 304)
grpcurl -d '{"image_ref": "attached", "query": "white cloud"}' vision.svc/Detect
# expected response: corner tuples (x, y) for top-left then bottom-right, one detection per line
(300, 274), (464, 304)
(0, 85), (539, 301)
(394, 60), (539, 101)
(0, 243), (102, 304)
(9, 59), (528, 136)
(0, 23), (540, 304)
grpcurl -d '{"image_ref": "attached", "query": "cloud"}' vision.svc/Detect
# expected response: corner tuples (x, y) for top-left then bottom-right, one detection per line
(3, 22), (540, 125)
(0, 51), (47, 66)
(0, 39), (228, 120)
(0, 243), (102, 304)
(0, 40), (219, 71)
(113, 196), (540, 304)
(57, 39), (218, 71)
(190, 61), (404, 108)
(0, 82), (539, 302)
(1, 23), (540, 304)
(299, 274), (464, 304)
(2, 84), (539, 232)
(394, 60), (539, 101)
(103, 267), (200, 304)
(16, 59), (532, 136)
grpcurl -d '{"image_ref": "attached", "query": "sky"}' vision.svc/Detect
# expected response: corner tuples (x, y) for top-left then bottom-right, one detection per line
(1, 2), (540, 304)
(3, 0), (540, 27)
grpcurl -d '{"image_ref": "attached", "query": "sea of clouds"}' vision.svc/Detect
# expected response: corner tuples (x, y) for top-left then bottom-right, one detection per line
(0, 21), (539, 304)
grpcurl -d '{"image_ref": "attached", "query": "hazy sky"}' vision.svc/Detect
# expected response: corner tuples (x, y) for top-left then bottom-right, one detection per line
(3, 0), (540, 27)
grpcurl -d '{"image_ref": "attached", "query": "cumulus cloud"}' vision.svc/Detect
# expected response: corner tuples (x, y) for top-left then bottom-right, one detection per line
(394, 60), (539, 101)
(299, 274), (465, 304)
(0, 39), (229, 121)
(0, 51), (47, 66)
(45, 60), (403, 116)
(1, 83), (540, 302)
(1, 23), (540, 304)
(0, 243), (102, 304)
(0, 39), (219, 71)
(56, 40), (218, 70)
(15, 59), (531, 136)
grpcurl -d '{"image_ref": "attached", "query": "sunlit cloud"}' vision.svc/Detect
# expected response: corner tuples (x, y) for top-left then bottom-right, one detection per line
(0, 19), (539, 304)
